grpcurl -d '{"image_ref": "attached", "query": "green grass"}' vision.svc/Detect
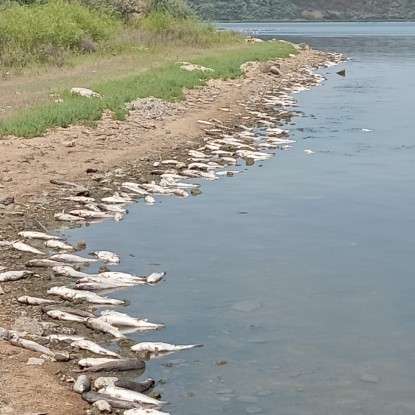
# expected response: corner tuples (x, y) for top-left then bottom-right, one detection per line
(0, 40), (297, 138)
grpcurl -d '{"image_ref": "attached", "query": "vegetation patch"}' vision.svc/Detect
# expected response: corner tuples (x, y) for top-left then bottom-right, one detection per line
(0, 41), (296, 138)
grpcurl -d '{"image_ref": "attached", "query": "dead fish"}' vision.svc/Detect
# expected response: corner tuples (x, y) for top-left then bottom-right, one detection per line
(81, 391), (142, 410)
(71, 339), (120, 358)
(99, 310), (165, 330)
(181, 170), (217, 180)
(46, 309), (87, 323)
(78, 357), (120, 368)
(131, 342), (202, 353)
(121, 182), (149, 196)
(114, 378), (155, 394)
(70, 210), (115, 220)
(75, 278), (136, 289)
(98, 272), (147, 284)
(47, 334), (85, 342)
(52, 265), (94, 279)
(73, 374), (91, 394)
(146, 272), (165, 285)
(42, 304), (95, 318)
(47, 286), (125, 305)
(89, 251), (120, 264)
(77, 358), (145, 373)
(18, 231), (63, 241)
(11, 241), (45, 255)
(44, 240), (75, 251)
(17, 296), (58, 305)
(101, 193), (133, 204)
(144, 195), (156, 205)
(97, 204), (127, 214)
(6, 331), (54, 356)
(64, 196), (95, 203)
(0, 241), (12, 247)
(54, 211), (85, 222)
(49, 253), (98, 264)
(98, 386), (166, 407)
(85, 317), (125, 338)
(26, 259), (68, 268)
(0, 270), (36, 282)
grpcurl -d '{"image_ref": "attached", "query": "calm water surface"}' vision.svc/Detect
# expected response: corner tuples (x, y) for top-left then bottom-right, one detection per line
(66, 23), (415, 414)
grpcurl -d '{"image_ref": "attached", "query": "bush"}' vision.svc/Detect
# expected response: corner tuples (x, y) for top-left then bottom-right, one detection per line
(0, 0), (121, 68)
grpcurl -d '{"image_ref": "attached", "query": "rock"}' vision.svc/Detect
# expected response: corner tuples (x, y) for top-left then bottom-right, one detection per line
(54, 351), (70, 362)
(232, 300), (261, 313)
(191, 188), (202, 196)
(92, 400), (111, 413)
(0, 195), (14, 205)
(70, 87), (102, 99)
(337, 69), (346, 77)
(13, 317), (43, 336)
(268, 65), (281, 75)
(215, 359), (227, 366)
(94, 376), (118, 389)
(359, 374), (379, 383)
(27, 357), (44, 366)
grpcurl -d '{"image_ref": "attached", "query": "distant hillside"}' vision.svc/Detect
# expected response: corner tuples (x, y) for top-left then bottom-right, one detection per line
(188, 0), (415, 21)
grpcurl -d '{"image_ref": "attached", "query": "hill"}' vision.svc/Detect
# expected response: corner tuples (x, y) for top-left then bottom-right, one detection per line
(187, 0), (415, 21)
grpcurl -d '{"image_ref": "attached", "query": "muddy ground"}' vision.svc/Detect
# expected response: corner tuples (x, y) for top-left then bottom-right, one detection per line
(0, 46), (342, 415)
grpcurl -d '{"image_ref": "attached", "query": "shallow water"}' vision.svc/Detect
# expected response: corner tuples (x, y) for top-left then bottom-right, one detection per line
(65, 23), (415, 414)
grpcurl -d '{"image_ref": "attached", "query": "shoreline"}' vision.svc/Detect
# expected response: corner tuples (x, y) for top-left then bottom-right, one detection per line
(0, 46), (342, 415)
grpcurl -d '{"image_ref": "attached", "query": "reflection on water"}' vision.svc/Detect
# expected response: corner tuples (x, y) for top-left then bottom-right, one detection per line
(66, 23), (415, 414)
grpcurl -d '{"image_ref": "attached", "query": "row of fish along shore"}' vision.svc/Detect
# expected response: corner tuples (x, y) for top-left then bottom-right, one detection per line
(0, 44), (343, 415)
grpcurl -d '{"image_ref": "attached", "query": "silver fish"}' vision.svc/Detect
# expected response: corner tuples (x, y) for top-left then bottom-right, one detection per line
(85, 317), (125, 339)
(44, 240), (75, 251)
(18, 231), (63, 241)
(131, 341), (202, 353)
(73, 374), (91, 394)
(7, 331), (54, 356)
(52, 265), (94, 278)
(0, 270), (36, 282)
(46, 309), (87, 323)
(121, 183), (149, 196)
(89, 251), (120, 264)
(71, 339), (120, 358)
(54, 212), (85, 222)
(100, 310), (165, 330)
(11, 241), (45, 255)
(101, 193), (133, 204)
(42, 304), (95, 318)
(26, 259), (68, 268)
(78, 357), (119, 368)
(146, 272), (165, 284)
(47, 286), (125, 305)
(64, 196), (96, 203)
(69, 210), (114, 219)
(98, 386), (166, 407)
(98, 272), (146, 283)
(97, 204), (127, 214)
(49, 253), (98, 264)
(17, 296), (58, 305)
(76, 277), (137, 288)
(144, 195), (156, 205)
(47, 334), (85, 342)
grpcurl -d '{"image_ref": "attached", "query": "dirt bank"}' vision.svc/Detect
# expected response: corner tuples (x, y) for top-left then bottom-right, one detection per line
(0, 46), (342, 415)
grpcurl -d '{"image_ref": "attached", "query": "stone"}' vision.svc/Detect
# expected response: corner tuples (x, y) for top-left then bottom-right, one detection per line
(337, 69), (346, 77)
(215, 359), (227, 366)
(0, 195), (14, 205)
(94, 377), (118, 389)
(27, 357), (44, 366)
(92, 400), (111, 413)
(13, 317), (43, 336)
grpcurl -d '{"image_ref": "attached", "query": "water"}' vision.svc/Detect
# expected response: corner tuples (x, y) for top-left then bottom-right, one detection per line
(66, 23), (415, 414)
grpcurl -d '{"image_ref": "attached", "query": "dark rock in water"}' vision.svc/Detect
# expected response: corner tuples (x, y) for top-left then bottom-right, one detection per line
(337, 69), (346, 77)
(191, 188), (202, 196)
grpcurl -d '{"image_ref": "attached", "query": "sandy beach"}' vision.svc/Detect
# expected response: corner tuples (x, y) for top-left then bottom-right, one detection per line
(0, 46), (341, 415)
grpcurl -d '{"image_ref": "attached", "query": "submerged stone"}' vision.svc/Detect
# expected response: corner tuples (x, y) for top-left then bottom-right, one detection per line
(232, 300), (261, 313)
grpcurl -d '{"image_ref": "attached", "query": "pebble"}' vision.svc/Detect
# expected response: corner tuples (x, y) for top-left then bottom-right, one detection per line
(93, 400), (112, 413)
(27, 357), (44, 366)
(215, 359), (227, 366)
(94, 376), (118, 389)
(232, 300), (261, 312)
